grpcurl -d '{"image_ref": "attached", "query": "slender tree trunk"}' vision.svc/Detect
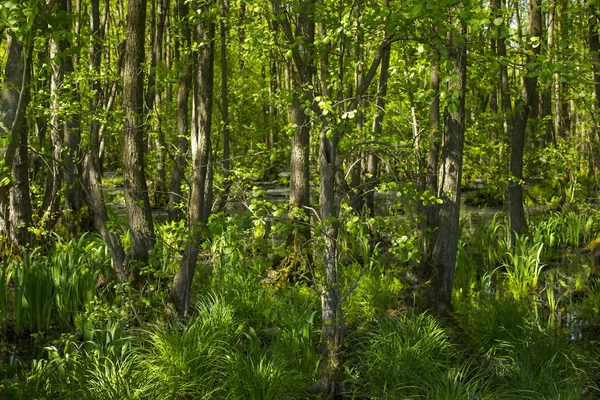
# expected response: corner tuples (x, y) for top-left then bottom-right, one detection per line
(85, 0), (128, 281)
(314, 122), (344, 397)
(368, 34), (391, 218)
(492, 0), (512, 136)
(122, 0), (156, 283)
(217, 0), (232, 211)
(63, 0), (85, 222)
(508, 0), (541, 240)
(429, 21), (467, 317)
(42, 0), (70, 229)
(173, 3), (215, 315)
(589, 3), (600, 172)
(168, 0), (191, 221)
(422, 54), (441, 267)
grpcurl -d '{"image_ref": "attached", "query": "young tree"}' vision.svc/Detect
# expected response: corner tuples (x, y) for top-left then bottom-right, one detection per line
(508, 0), (542, 240)
(173, 0), (215, 315)
(168, 0), (192, 221)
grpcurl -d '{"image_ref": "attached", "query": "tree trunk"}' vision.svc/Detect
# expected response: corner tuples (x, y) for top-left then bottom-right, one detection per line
(589, 3), (600, 172)
(314, 123), (344, 397)
(168, 0), (191, 221)
(122, 0), (155, 283)
(63, 0), (84, 223)
(173, 3), (215, 315)
(85, 0), (128, 281)
(492, 0), (511, 136)
(272, 0), (315, 278)
(0, 35), (32, 247)
(508, 0), (541, 241)
(422, 55), (441, 267)
(217, 0), (232, 211)
(42, 0), (70, 229)
(367, 34), (391, 218)
(429, 21), (467, 317)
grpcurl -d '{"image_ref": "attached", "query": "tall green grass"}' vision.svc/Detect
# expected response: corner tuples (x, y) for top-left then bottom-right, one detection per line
(2, 235), (111, 335)
(455, 296), (589, 399)
(502, 235), (546, 299)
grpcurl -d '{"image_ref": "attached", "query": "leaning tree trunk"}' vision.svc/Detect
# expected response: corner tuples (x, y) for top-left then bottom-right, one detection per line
(429, 21), (467, 317)
(508, 0), (541, 242)
(173, 4), (215, 315)
(122, 0), (156, 284)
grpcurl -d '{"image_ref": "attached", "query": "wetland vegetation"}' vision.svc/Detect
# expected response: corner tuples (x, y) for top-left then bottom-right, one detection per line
(3, 0), (600, 398)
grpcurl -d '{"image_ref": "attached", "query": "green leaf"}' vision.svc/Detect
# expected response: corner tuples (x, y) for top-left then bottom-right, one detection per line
(409, 3), (422, 18)
(493, 17), (503, 26)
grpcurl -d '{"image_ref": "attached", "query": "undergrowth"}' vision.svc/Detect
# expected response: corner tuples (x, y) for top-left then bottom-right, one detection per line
(1, 209), (600, 398)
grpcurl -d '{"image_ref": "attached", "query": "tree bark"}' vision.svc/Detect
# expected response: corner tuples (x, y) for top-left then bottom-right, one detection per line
(589, 3), (600, 173)
(508, 0), (541, 241)
(63, 0), (85, 223)
(367, 33), (391, 218)
(272, 0), (315, 277)
(429, 21), (467, 317)
(173, 3), (215, 315)
(84, 0), (128, 281)
(42, 0), (70, 229)
(217, 0), (232, 212)
(122, 0), (156, 283)
(168, 0), (191, 221)
(0, 35), (32, 247)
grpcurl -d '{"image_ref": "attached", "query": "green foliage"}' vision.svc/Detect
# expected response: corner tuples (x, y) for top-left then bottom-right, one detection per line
(351, 313), (451, 398)
(502, 235), (546, 300)
(1, 235), (112, 335)
(350, 313), (500, 399)
(456, 296), (588, 399)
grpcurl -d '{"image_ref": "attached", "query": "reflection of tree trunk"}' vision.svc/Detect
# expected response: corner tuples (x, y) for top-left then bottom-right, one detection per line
(168, 0), (191, 221)
(508, 0), (541, 241)
(173, 5), (215, 315)
(429, 22), (467, 317)
(122, 0), (156, 284)
(0, 36), (32, 247)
